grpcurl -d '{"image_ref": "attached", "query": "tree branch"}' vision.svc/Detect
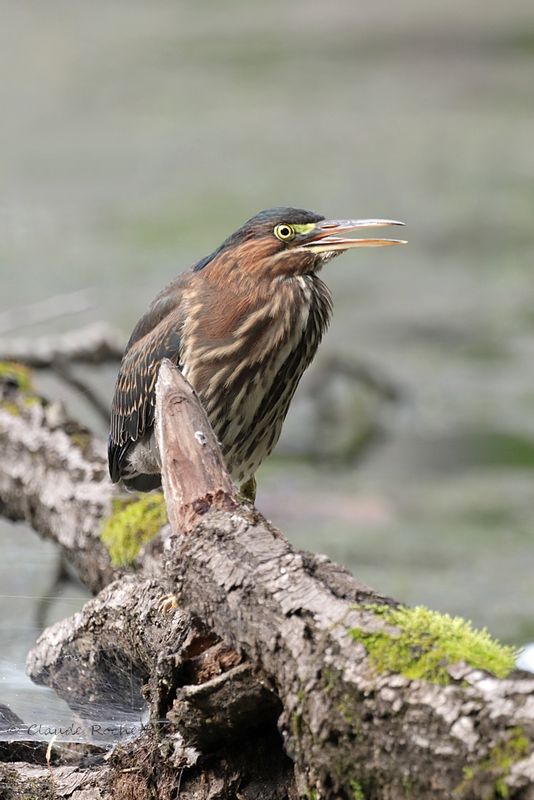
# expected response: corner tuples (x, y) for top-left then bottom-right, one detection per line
(155, 360), (534, 799)
(50, 357), (111, 424)
(0, 378), (117, 592)
(0, 322), (124, 367)
(1, 360), (533, 799)
(0, 290), (95, 335)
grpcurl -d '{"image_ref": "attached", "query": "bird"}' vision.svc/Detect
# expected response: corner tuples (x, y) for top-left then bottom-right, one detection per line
(108, 207), (405, 500)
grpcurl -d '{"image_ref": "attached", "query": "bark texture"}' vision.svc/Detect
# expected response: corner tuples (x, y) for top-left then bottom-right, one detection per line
(155, 363), (534, 799)
(0, 390), (118, 593)
(0, 360), (533, 799)
(0, 370), (165, 592)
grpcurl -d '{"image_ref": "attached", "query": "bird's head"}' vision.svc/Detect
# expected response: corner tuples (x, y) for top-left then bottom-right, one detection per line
(194, 207), (406, 281)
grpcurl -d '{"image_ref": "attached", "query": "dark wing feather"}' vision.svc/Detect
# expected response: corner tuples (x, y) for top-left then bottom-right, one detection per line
(108, 278), (187, 483)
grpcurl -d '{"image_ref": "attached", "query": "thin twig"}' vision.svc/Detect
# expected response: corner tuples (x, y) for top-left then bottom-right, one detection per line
(0, 289), (95, 335)
(51, 358), (110, 424)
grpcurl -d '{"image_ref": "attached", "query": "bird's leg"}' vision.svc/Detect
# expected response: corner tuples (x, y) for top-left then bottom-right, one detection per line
(239, 475), (257, 504)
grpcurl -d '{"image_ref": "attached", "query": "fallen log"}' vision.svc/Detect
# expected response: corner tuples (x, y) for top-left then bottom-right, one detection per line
(0, 361), (169, 592)
(155, 361), (534, 799)
(0, 362), (119, 593)
(0, 360), (533, 799)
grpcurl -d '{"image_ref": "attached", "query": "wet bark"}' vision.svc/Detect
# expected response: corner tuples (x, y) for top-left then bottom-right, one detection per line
(0, 361), (534, 799)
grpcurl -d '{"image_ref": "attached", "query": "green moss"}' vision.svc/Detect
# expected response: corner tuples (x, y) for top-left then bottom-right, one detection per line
(350, 605), (516, 685)
(0, 361), (33, 392)
(0, 362), (37, 415)
(457, 728), (530, 798)
(23, 395), (40, 407)
(350, 779), (365, 800)
(322, 666), (337, 694)
(69, 430), (92, 450)
(336, 693), (361, 730)
(1, 401), (20, 415)
(100, 493), (167, 566)
(290, 709), (303, 739)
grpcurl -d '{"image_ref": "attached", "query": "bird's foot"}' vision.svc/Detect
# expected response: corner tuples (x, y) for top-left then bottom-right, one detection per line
(158, 593), (179, 614)
(239, 476), (257, 504)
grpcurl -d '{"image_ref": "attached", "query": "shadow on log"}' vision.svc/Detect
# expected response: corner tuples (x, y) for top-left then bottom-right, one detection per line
(0, 359), (534, 799)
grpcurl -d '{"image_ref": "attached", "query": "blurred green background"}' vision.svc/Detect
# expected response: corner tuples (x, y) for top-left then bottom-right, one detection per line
(1, 0), (534, 698)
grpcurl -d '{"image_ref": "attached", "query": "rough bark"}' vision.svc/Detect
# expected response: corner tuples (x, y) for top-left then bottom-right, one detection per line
(7, 575), (293, 799)
(0, 392), (118, 593)
(154, 362), (534, 798)
(1, 361), (534, 799)
(0, 372), (164, 593)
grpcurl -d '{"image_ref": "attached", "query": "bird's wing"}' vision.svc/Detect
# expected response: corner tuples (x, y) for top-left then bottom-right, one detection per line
(108, 280), (186, 483)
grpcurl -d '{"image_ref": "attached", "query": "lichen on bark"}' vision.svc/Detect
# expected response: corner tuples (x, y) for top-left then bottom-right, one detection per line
(0, 361), (33, 392)
(0, 361), (39, 415)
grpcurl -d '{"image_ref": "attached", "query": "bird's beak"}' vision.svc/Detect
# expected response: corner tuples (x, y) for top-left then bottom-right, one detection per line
(301, 219), (407, 253)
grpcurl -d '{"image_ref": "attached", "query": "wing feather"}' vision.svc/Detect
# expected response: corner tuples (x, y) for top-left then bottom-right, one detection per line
(108, 278), (187, 483)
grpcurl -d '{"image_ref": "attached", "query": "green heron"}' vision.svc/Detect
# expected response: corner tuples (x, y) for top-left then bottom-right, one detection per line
(109, 208), (405, 499)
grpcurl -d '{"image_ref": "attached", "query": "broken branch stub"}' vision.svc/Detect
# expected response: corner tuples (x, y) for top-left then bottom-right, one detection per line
(155, 358), (238, 532)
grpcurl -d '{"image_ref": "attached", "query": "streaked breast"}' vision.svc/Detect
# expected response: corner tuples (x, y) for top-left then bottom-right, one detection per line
(184, 274), (332, 482)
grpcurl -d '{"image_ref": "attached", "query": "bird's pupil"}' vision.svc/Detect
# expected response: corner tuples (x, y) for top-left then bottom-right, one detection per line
(274, 223), (294, 241)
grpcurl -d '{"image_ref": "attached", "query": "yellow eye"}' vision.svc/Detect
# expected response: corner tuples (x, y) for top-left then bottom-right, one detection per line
(274, 223), (295, 242)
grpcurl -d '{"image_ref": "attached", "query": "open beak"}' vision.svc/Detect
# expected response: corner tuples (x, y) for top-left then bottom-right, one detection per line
(301, 219), (407, 253)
